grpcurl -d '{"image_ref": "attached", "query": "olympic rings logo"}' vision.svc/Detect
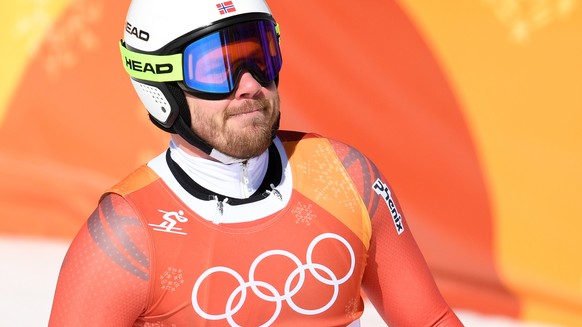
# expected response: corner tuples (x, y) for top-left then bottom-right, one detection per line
(191, 233), (356, 326)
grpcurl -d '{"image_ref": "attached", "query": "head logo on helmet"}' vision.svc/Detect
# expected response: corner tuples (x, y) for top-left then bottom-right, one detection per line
(120, 43), (181, 82)
(125, 22), (150, 42)
(125, 59), (172, 75)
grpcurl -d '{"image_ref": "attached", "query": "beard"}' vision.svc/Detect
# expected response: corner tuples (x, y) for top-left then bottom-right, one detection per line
(191, 95), (280, 160)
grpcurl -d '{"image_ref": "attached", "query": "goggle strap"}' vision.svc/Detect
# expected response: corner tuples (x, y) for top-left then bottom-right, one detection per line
(119, 40), (183, 82)
(275, 23), (281, 43)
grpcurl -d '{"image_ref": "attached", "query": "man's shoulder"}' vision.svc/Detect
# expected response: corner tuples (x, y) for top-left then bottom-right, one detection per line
(103, 164), (161, 198)
(276, 130), (364, 155)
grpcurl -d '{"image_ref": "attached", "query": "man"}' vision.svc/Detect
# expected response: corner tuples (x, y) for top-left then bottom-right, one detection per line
(49, 0), (464, 325)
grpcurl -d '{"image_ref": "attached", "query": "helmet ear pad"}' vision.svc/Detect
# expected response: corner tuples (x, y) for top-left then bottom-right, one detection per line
(147, 82), (191, 133)
(130, 79), (183, 130)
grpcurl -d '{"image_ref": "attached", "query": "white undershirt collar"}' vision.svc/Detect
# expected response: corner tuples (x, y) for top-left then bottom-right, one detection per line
(169, 140), (269, 199)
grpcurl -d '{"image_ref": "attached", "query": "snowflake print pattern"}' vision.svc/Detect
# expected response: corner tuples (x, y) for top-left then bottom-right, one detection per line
(293, 202), (316, 225)
(297, 142), (359, 213)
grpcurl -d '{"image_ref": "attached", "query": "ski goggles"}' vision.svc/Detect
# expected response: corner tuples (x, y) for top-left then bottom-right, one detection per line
(120, 20), (282, 98)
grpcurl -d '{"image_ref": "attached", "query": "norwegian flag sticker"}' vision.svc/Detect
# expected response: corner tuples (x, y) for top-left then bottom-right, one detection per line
(216, 1), (236, 15)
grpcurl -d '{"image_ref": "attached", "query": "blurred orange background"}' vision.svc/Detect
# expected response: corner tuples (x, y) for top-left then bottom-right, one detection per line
(1, 1), (581, 325)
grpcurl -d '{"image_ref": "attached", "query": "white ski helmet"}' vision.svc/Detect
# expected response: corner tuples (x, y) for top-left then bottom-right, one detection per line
(120, 0), (282, 159)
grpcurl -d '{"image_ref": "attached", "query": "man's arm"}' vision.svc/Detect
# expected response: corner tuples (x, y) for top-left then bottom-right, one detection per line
(49, 193), (150, 326)
(329, 139), (463, 326)
(361, 183), (462, 326)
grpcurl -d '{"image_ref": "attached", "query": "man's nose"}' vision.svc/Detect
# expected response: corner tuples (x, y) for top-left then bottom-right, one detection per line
(235, 71), (262, 99)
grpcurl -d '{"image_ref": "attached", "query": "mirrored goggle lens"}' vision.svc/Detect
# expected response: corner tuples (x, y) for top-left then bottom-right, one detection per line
(182, 20), (282, 94)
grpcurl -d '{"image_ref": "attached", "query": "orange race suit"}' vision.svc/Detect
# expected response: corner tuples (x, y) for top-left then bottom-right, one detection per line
(49, 131), (463, 326)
